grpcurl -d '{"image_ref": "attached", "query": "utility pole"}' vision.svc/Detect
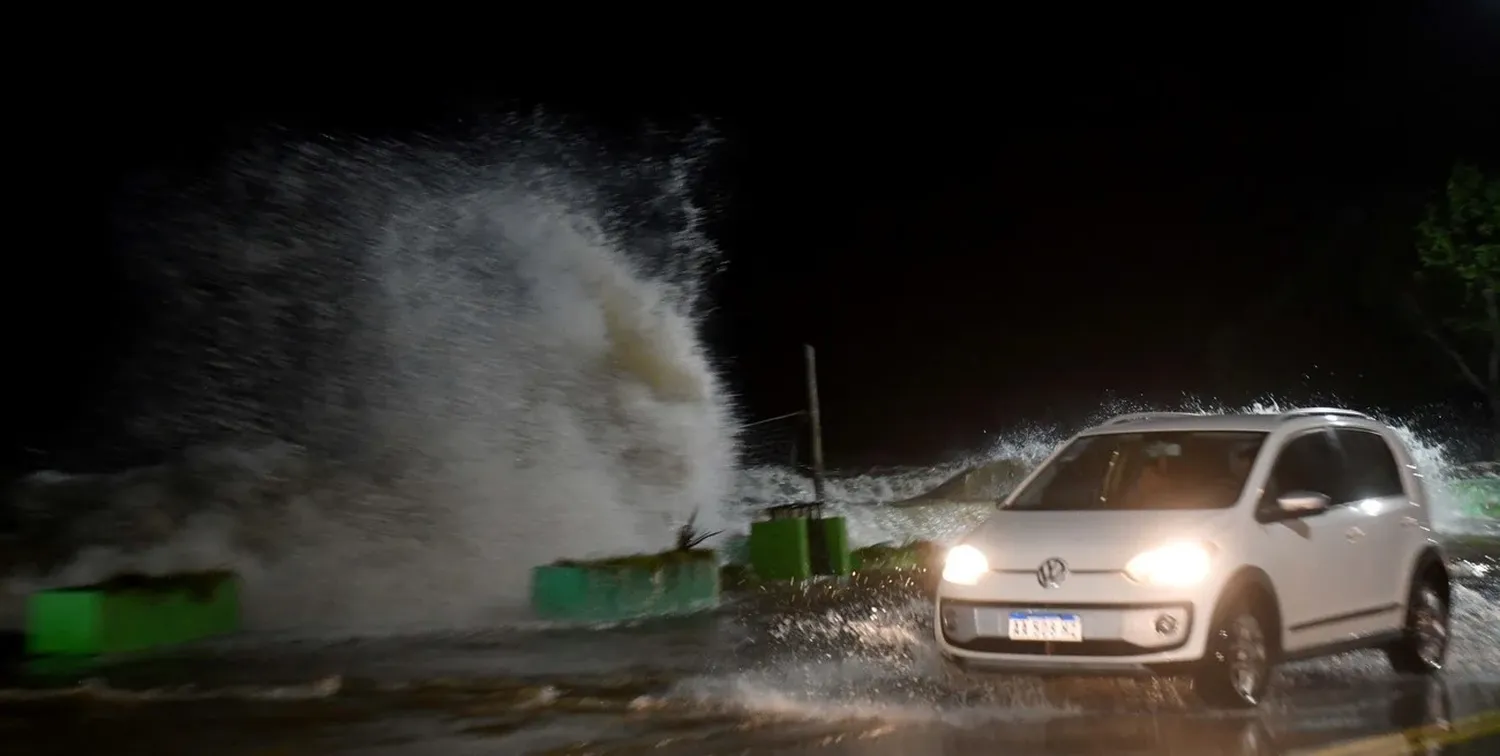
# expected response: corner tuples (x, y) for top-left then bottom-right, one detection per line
(803, 344), (826, 503)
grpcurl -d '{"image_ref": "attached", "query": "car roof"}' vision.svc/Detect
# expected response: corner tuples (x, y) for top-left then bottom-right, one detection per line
(1078, 409), (1390, 436)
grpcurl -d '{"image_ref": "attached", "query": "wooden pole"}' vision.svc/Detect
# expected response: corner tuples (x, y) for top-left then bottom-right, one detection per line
(804, 344), (827, 504)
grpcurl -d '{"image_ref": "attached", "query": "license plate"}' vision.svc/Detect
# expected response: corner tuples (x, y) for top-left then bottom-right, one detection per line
(1007, 612), (1083, 642)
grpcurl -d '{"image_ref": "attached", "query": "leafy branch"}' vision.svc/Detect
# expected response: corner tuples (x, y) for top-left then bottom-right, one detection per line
(674, 511), (720, 551)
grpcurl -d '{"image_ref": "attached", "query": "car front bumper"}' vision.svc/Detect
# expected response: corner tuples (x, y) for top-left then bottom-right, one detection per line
(934, 571), (1224, 675)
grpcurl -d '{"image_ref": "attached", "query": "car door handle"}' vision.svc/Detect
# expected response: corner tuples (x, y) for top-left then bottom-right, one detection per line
(1346, 526), (1365, 542)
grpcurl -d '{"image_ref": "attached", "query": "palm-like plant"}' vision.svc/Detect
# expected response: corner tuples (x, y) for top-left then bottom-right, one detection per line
(675, 511), (720, 551)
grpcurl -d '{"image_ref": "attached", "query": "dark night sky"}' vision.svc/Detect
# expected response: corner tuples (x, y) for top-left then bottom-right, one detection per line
(5, 7), (1500, 474)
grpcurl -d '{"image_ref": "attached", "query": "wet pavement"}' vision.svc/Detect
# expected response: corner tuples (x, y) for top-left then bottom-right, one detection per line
(2, 546), (1498, 755)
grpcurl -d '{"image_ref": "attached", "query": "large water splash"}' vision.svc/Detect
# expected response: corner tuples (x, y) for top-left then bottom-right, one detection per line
(2, 118), (739, 633)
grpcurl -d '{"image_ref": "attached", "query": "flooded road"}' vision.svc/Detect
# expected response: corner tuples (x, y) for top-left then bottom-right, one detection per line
(3, 548), (1497, 755)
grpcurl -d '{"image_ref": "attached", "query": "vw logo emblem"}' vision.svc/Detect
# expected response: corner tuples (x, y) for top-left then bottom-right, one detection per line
(1036, 558), (1068, 588)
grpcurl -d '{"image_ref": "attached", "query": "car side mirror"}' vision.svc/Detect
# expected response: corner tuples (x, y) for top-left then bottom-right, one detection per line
(1262, 490), (1331, 521)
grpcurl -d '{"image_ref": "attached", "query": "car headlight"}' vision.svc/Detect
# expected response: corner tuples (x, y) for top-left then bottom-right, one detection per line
(942, 544), (990, 585)
(1123, 541), (1215, 586)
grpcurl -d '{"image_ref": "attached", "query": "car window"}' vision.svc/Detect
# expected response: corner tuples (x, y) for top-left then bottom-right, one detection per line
(1333, 429), (1405, 499)
(1265, 430), (1353, 505)
(1007, 431), (1268, 511)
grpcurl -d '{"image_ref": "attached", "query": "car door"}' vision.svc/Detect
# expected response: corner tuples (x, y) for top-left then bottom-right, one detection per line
(1330, 428), (1413, 627)
(1255, 428), (1371, 652)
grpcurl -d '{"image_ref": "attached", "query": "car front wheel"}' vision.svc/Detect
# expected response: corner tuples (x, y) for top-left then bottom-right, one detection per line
(1385, 578), (1448, 675)
(1194, 602), (1272, 708)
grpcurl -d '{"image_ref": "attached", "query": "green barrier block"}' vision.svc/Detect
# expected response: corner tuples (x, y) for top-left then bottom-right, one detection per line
(529, 551), (720, 623)
(808, 516), (852, 576)
(25, 571), (240, 657)
(749, 518), (811, 580)
(1450, 478), (1500, 519)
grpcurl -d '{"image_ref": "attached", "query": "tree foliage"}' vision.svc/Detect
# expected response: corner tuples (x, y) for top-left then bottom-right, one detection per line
(1411, 163), (1500, 436)
(1416, 164), (1500, 315)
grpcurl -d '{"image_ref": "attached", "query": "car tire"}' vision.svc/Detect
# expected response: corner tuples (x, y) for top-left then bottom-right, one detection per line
(1193, 598), (1273, 709)
(1385, 576), (1449, 675)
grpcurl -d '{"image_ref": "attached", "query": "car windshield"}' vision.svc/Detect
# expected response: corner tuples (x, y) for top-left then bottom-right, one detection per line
(1005, 431), (1268, 511)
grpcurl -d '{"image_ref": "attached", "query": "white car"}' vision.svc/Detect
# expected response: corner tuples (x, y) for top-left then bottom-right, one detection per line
(935, 408), (1451, 708)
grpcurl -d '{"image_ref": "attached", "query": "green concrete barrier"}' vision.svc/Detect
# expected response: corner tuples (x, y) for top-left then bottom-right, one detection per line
(529, 549), (719, 623)
(808, 516), (852, 576)
(1450, 476), (1500, 520)
(749, 518), (811, 580)
(747, 503), (854, 580)
(25, 571), (241, 656)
